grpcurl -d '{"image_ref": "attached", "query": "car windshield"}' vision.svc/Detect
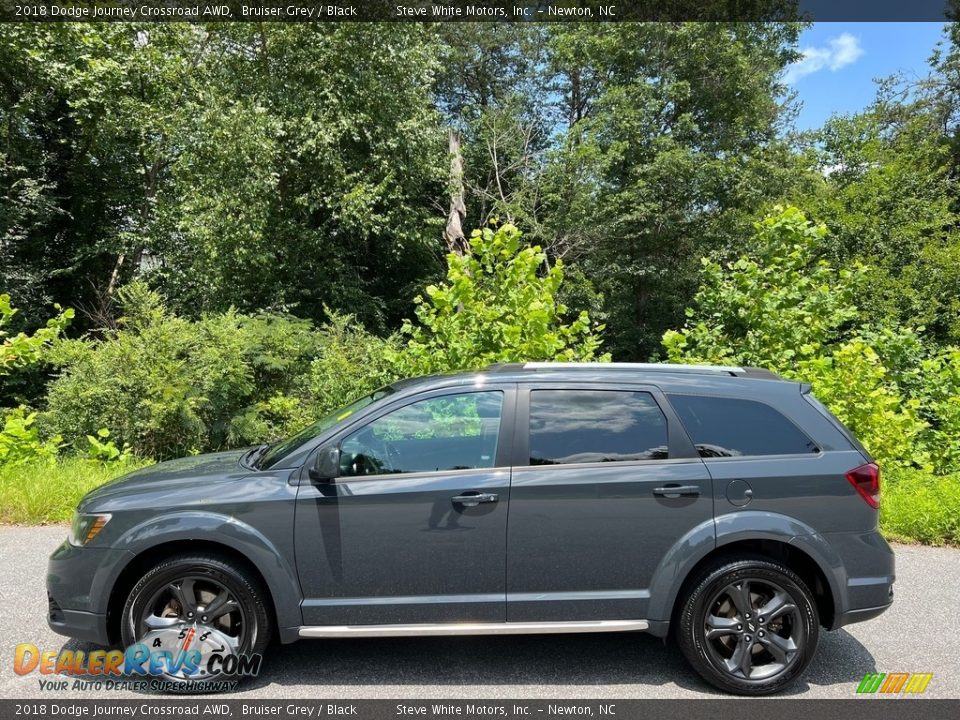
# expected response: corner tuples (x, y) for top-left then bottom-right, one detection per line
(257, 387), (395, 469)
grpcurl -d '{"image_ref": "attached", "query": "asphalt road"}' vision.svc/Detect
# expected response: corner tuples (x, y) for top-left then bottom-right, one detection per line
(1, 526), (957, 699)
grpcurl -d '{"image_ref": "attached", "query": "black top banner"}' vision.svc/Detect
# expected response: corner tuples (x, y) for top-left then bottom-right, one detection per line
(0, 0), (956, 23)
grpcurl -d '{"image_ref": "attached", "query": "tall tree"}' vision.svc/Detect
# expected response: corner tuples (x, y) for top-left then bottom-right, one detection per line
(538, 22), (808, 359)
(799, 25), (960, 343)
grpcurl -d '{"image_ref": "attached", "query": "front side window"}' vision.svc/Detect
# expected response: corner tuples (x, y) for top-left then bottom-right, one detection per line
(258, 387), (394, 469)
(528, 390), (668, 465)
(339, 391), (504, 477)
(668, 394), (819, 458)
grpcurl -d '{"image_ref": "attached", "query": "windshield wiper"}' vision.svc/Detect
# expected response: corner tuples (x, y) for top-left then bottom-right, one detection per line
(246, 443), (272, 469)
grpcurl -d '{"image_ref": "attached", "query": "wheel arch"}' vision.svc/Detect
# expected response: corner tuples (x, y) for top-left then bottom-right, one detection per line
(102, 512), (303, 644)
(666, 538), (836, 632)
(646, 513), (844, 635)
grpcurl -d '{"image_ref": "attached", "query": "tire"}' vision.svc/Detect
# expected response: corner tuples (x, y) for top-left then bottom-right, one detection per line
(676, 557), (819, 696)
(121, 553), (272, 692)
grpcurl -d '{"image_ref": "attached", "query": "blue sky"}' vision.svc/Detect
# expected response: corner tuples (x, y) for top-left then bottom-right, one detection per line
(786, 23), (948, 131)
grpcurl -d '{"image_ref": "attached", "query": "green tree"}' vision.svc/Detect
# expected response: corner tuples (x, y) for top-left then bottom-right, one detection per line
(392, 223), (608, 376)
(662, 207), (864, 368)
(0, 24), (145, 327)
(539, 22), (812, 359)
(151, 24), (447, 332)
(662, 207), (927, 468)
(804, 81), (960, 342)
(1, 24), (448, 337)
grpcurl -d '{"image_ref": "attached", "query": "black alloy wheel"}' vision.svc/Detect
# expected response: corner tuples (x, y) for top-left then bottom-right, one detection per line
(677, 557), (819, 695)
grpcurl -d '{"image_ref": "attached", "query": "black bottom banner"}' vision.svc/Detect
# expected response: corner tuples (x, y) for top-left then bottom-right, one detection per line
(1, 700), (958, 720)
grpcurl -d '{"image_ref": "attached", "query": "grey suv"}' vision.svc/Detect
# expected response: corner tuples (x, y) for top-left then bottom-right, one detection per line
(47, 362), (894, 695)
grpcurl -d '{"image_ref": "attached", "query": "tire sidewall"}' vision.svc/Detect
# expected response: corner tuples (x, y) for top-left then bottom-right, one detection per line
(679, 559), (820, 696)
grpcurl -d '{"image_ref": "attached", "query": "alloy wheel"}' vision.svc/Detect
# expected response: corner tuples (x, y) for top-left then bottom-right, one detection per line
(702, 577), (804, 681)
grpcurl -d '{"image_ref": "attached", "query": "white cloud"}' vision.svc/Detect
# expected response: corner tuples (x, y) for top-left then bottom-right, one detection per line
(784, 33), (864, 85)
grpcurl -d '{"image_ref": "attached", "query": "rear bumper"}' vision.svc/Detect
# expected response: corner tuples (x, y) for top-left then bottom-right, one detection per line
(835, 601), (893, 628)
(822, 529), (895, 630)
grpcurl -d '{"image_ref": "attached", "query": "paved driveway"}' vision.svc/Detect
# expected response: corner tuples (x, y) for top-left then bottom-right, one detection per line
(1, 526), (956, 699)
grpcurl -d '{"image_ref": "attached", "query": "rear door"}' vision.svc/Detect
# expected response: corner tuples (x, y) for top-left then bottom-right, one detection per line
(506, 382), (714, 622)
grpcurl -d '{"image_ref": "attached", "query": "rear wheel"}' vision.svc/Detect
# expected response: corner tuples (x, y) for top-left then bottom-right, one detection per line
(677, 558), (819, 695)
(121, 553), (271, 691)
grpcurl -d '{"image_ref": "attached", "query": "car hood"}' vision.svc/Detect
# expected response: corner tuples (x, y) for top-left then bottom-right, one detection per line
(78, 448), (253, 511)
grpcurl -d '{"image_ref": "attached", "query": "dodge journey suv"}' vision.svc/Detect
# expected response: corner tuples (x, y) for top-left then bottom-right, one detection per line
(48, 362), (894, 695)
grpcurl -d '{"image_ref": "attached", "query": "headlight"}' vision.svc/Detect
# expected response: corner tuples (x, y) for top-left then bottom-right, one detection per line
(68, 512), (112, 546)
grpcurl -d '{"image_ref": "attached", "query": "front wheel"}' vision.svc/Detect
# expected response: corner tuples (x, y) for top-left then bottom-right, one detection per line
(121, 553), (272, 691)
(677, 558), (819, 695)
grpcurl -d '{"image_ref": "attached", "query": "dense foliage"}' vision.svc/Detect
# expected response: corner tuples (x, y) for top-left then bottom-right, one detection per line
(392, 224), (608, 376)
(43, 284), (379, 459)
(1, 294), (72, 377)
(19, 225), (602, 461)
(663, 206), (958, 474)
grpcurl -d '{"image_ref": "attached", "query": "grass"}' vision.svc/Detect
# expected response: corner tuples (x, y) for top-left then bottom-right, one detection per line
(0, 457), (150, 524)
(881, 468), (960, 546)
(0, 459), (958, 547)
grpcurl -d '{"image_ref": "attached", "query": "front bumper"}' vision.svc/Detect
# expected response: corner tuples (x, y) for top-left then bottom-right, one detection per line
(46, 538), (133, 646)
(47, 604), (111, 645)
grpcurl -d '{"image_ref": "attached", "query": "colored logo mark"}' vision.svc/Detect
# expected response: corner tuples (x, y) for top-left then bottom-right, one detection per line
(857, 672), (933, 694)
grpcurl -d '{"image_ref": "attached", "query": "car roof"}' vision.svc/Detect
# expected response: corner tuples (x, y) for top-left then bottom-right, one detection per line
(388, 362), (799, 399)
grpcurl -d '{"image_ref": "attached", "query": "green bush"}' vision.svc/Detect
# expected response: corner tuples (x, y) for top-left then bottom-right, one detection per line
(391, 223), (608, 376)
(82, 428), (133, 464)
(662, 206), (928, 469)
(227, 311), (398, 443)
(41, 284), (398, 461)
(307, 311), (398, 418)
(1, 294), (74, 377)
(37, 226), (611, 463)
(662, 207), (864, 369)
(795, 341), (929, 471)
(0, 407), (62, 467)
(881, 468), (960, 545)
(45, 285), (315, 459)
(916, 347), (960, 474)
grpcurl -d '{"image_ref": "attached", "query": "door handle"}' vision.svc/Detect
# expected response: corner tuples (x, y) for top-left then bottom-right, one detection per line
(653, 485), (701, 499)
(451, 492), (499, 507)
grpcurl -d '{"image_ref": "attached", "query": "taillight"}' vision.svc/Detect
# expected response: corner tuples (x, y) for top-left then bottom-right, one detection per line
(846, 462), (880, 508)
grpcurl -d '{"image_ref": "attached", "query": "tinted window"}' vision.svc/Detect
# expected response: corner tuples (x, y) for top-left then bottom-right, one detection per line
(668, 394), (818, 457)
(528, 390), (668, 465)
(340, 391), (503, 476)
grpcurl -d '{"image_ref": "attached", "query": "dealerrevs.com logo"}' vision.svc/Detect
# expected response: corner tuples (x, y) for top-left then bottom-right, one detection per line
(14, 627), (261, 693)
(856, 672), (933, 695)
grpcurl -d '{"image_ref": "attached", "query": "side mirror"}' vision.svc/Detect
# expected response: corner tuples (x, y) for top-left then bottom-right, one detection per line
(308, 446), (340, 483)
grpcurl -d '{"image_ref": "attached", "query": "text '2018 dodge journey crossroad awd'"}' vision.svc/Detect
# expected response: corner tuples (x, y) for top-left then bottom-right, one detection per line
(48, 362), (894, 695)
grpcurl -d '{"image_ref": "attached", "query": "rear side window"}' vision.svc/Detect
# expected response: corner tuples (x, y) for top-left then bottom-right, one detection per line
(528, 390), (668, 465)
(668, 394), (818, 458)
(803, 392), (864, 455)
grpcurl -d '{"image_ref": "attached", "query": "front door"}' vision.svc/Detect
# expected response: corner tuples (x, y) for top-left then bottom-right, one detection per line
(506, 384), (713, 622)
(295, 386), (515, 626)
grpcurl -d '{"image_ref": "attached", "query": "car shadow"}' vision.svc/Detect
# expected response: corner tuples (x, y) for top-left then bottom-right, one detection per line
(59, 628), (875, 696)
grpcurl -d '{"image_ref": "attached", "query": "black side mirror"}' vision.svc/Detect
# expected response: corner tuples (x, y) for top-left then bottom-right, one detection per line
(308, 446), (340, 482)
